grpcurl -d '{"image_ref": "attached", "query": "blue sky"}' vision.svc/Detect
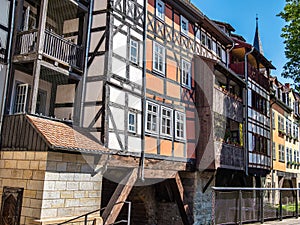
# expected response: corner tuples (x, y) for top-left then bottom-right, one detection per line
(191, 0), (291, 84)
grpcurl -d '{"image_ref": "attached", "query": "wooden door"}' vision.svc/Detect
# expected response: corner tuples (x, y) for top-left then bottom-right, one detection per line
(0, 187), (23, 225)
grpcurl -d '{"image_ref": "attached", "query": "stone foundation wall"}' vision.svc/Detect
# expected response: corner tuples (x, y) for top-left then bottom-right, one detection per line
(193, 171), (215, 225)
(157, 203), (183, 225)
(0, 151), (48, 224)
(0, 150), (103, 225)
(41, 152), (102, 222)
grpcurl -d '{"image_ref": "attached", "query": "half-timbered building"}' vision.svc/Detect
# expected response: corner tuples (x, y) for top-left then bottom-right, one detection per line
(229, 19), (275, 187)
(0, 1), (280, 225)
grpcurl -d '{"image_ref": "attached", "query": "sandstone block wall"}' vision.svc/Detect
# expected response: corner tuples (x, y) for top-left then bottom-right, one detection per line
(0, 151), (103, 225)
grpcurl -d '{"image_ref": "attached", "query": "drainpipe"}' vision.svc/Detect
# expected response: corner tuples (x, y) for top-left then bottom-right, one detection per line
(226, 41), (235, 69)
(139, 0), (147, 181)
(270, 98), (277, 194)
(244, 47), (254, 176)
(0, 0), (16, 140)
(79, 0), (94, 127)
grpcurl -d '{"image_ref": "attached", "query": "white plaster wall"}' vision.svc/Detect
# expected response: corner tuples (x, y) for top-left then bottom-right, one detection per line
(12, 70), (52, 115)
(110, 86), (125, 106)
(128, 94), (141, 111)
(55, 84), (75, 104)
(94, 0), (107, 11)
(108, 132), (124, 151)
(113, 32), (127, 59)
(128, 136), (141, 153)
(109, 106), (124, 129)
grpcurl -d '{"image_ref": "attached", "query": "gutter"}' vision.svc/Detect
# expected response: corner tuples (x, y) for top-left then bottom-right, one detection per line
(79, 0), (94, 127)
(244, 47), (254, 176)
(0, 0), (16, 141)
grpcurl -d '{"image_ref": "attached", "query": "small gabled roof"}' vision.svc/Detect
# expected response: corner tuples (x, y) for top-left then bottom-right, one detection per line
(27, 115), (108, 153)
(1, 114), (108, 154)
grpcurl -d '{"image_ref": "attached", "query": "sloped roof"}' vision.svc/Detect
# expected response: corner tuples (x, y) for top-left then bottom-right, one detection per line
(1, 114), (108, 153)
(27, 115), (108, 153)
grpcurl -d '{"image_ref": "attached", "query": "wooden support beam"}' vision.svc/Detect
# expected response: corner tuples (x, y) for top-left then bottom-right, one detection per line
(102, 168), (138, 225)
(169, 173), (193, 225)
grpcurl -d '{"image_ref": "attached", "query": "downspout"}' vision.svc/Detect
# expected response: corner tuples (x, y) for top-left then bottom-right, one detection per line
(79, 0), (94, 127)
(226, 41), (235, 69)
(0, 0), (16, 140)
(139, 0), (147, 181)
(244, 47), (254, 176)
(270, 98), (277, 191)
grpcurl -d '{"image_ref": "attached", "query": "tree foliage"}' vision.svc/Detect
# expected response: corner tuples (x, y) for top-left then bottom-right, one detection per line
(278, 0), (300, 86)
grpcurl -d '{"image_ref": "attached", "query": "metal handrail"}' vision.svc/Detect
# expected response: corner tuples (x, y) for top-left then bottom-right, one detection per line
(52, 201), (131, 225)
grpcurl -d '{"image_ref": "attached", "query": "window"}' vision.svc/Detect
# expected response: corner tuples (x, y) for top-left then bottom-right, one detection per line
(207, 37), (212, 50)
(278, 115), (285, 132)
(195, 29), (200, 41)
(13, 83), (29, 113)
(201, 33), (206, 46)
(217, 45), (222, 58)
(286, 147), (290, 162)
(128, 112), (136, 133)
(272, 142), (276, 160)
(294, 150), (297, 162)
(130, 39), (138, 64)
(156, 0), (165, 21)
(297, 150), (300, 163)
(272, 111), (275, 129)
(146, 101), (159, 134)
(153, 41), (165, 74)
(279, 144), (285, 162)
(180, 16), (189, 36)
(181, 59), (191, 88)
(161, 107), (172, 136)
(175, 111), (185, 140)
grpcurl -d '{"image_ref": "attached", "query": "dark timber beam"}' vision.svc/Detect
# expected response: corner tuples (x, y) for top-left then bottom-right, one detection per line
(169, 173), (193, 225)
(102, 168), (138, 225)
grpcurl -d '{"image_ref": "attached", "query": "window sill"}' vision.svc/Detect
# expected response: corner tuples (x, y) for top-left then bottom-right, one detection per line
(152, 69), (166, 77)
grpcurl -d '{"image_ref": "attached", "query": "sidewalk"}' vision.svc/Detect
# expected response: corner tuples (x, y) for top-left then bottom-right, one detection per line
(248, 218), (300, 224)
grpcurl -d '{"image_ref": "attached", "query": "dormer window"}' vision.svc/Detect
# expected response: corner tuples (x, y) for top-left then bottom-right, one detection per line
(156, 0), (165, 21)
(180, 16), (189, 36)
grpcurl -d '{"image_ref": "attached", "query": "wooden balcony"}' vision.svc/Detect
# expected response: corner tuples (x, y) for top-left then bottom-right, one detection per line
(229, 62), (270, 91)
(213, 86), (243, 123)
(14, 29), (84, 70)
(215, 141), (244, 170)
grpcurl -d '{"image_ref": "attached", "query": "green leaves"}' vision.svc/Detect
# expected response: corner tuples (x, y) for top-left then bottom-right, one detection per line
(278, 0), (300, 88)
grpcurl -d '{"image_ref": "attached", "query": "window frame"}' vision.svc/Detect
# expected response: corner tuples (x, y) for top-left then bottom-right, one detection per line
(160, 106), (173, 137)
(145, 101), (159, 134)
(272, 142), (276, 160)
(13, 83), (29, 114)
(180, 15), (189, 36)
(181, 59), (191, 88)
(152, 41), (165, 75)
(175, 111), (186, 140)
(279, 144), (285, 162)
(156, 0), (165, 21)
(128, 112), (137, 134)
(129, 39), (138, 64)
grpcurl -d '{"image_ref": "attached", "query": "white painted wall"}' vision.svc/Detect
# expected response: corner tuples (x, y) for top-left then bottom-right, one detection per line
(12, 70), (52, 115)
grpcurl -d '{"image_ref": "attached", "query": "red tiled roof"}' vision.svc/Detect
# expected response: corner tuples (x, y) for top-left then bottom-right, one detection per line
(27, 115), (108, 153)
